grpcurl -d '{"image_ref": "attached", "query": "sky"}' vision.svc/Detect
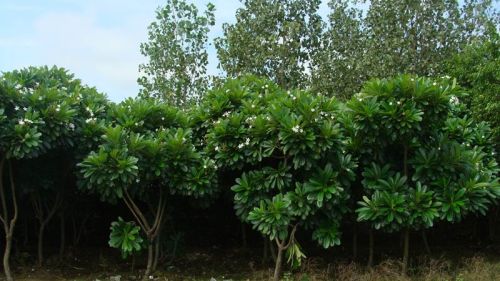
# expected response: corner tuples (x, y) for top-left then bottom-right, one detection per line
(0, 0), (329, 101)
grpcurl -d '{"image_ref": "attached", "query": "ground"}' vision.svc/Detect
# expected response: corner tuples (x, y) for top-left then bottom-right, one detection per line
(3, 244), (500, 281)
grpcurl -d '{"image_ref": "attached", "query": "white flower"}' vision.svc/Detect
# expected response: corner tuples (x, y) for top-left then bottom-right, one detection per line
(266, 116), (271, 121)
(23, 107), (27, 111)
(292, 125), (300, 133)
(225, 89), (230, 93)
(222, 111), (231, 117)
(245, 138), (250, 145)
(264, 84), (269, 88)
(311, 108), (315, 112)
(56, 108), (60, 112)
(161, 117), (165, 121)
(251, 104), (256, 109)
(18, 119), (25, 125)
(292, 96), (297, 100)
(68, 123), (75, 130)
(397, 101), (401, 105)
(203, 165), (207, 169)
(215, 146), (220, 152)
(389, 102), (393, 106)
(136, 179), (140, 183)
(432, 82), (437, 86)
(449, 96), (459, 105)
(238, 143), (245, 149)
(14, 106), (19, 111)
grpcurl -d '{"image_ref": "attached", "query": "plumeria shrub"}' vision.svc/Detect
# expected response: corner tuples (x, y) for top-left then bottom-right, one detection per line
(78, 98), (217, 279)
(193, 76), (356, 281)
(349, 76), (499, 274)
(0, 66), (108, 280)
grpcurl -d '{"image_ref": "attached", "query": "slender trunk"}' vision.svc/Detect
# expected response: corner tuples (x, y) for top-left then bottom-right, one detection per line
(37, 222), (46, 267)
(3, 233), (13, 281)
(34, 193), (61, 267)
(368, 228), (374, 267)
(152, 233), (160, 272)
(1, 159), (18, 281)
(23, 215), (29, 247)
(421, 229), (431, 255)
(262, 237), (269, 264)
(488, 207), (497, 241)
(352, 224), (358, 260)
(241, 223), (247, 249)
(402, 228), (410, 275)
(131, 254), (136, 272)
(269, 239), (277, 262)
(59, 214), (66, 259)
(273, 245), (284, 281)
(143, 242), (154, 281)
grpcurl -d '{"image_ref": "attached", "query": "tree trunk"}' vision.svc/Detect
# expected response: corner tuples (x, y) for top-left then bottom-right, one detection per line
(37, 222), (46, 267)
(273, 245), (284, 281)
(152, 233), (160, 272)
(59, 214), (66, 259)
(143, 242), (154, 281)
(1, 159), (18, 281)
(3, 233), (14, 281)
(421, 229), (431, 255)
(488, 207), (497, 241)
(241, 223), (247, 249)
(352, 224), (358, 260)
(368, 228), (374, 267)
(402, 228), (410, 275)
(262, 237), (269, 264)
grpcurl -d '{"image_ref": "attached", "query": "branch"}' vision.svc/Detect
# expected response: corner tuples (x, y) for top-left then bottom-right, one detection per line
(0, 156), (7, 225)
(8, 160), (18, 230)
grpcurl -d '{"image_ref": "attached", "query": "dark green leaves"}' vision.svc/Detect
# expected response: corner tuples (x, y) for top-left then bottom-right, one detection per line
(109, 217), (144, 259)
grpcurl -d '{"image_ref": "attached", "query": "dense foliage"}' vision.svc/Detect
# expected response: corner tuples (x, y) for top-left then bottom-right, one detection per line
(348, 76), (499, 273)
(138, 0), (215, 106)
(311, 0), (498, 98)
(215, 0), (323, 89)
(0, 66), (108, 281)
(0, 65), (498, 281)
(192, 76), (356, 280)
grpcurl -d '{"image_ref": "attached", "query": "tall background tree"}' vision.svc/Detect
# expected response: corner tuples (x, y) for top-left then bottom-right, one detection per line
(138, 0), (215, 106)
(215, 0), (324, 89)
(312, 0), (499, 98)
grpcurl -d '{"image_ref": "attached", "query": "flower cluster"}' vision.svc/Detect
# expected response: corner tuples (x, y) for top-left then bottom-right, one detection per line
(449, 96), (459, 105)
(238, 138), (251, 149)
(292, 125), (304, 133)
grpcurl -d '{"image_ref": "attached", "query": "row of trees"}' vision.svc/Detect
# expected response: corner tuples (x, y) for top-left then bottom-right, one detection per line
(140, 0), (498, 102)
(1, 67), (498, 281)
